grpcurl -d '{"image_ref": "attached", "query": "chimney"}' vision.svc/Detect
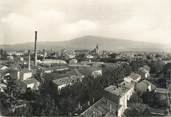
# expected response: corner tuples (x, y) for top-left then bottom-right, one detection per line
(110, 104), (112, 112)
(34, 31), (37, 66)
(28, 50), (31, 70)
(43, 49), (46, 61)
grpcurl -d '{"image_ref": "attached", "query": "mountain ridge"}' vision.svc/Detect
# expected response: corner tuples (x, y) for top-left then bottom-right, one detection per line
(0, 36), (166, 52)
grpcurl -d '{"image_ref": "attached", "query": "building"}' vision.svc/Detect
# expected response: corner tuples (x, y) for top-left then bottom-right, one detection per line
(78, 66), (102, 78)
(0, 83), (7, 92)
(138, 65), (150, 79)
(75, 49), (90, 56)
(154, 88), (169, 95)
(42, 66), (69, 74)
(20, 69), (33, 80)
(135, 80), (156, 95)
(18, 78), (40, 92)
(69, 59), (78, 64)
(80, 97), (118, 117)
(38, 59), (67, 65)
(49, 69), (84, 93)
(103, 82), (135, 117)
(10, 69), (20, 80)
(61, 49), (76, 60)
(10, 69), (33, 80)
(81, 81), (134, 117)
(124, 73), (141, 83)
(0, 65), (8, 70)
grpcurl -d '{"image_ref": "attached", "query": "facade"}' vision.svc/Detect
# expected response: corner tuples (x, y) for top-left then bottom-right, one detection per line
(10, 69), (33, 81)
(92, 69), (102, 78)
(135, 80), (156, 95)
(18, 78), (40, 92)
(138, 65), (150, 79)
(69, 59), (78, 64)
(103, 82), (134, 117)
(10, 69), (20, 80)
(21, 71), (32, 80)
(0, 65), (8, 70)
(38, 59), (67, 65)
(81, 81), (135, 117)
(61, 49), (76, 60)
(0, 83), (7, 92)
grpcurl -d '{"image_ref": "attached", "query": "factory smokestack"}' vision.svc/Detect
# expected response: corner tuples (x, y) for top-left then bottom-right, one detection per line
(28, 50), (31, 70)
(34, 31), (37, 66)
(43, 49), (46, 61)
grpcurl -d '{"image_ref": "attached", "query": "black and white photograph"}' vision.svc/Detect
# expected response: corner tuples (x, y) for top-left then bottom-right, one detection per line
(0, 0), (171, 116)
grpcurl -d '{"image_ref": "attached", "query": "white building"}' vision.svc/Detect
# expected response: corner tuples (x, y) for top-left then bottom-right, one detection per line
(19, 78), (40, 91)
(124, 73), (141, 83)
(38, 59), (67, 65)
(104, 82), (135, 117)
(69, 59), (78, 64)
(138, 65), (150, 79)
(0, 65), (8, 70)
(21, 71), (32, 80)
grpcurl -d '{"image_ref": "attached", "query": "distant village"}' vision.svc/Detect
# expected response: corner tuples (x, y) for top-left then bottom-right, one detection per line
(0, 31), (171, 117)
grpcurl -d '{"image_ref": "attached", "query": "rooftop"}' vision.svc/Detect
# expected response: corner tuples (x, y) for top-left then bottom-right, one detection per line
(155, 88), (169, 94)
(81, 97), (117, 117)
(128, 73), (141, 80)
(104, 82), (134, 97)
(22, 78), (39, 85)
(52, 76), (71, 86)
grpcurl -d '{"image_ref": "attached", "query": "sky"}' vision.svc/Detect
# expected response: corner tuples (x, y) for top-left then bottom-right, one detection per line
(0, 0), (170, 46)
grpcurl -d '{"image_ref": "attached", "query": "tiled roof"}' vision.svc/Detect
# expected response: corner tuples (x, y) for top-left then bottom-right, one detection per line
(104, 82), (134, 97)
(128, 73), (141, 80)
(22, 78), (39, 85)
(81, 97), (117, 117)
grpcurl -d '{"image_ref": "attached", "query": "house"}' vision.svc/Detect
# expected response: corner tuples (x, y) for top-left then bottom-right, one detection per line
(78, 66), (102, 78)
(80, 97), (118, 117)
(10, 69), (33, 80)
(61, 49), (76, 60)
(154, 88), (169, 95)
(103, 82), (135, 117)
(135, 80), (156, 95)
(0, 83), (7, 92)
(49, 69), (84, 93)
(124, 73), (141, 83)
(85, 54), (94, 59)
(0, 65), (8, 70)
(52, 76), (72, 92)
(149, 107), (168, 116)
(69, 59), (78, 64)
(42, 66), (69, 73)
(75, 49), (90, 56)
(20, 69), (33, 80)
(18, 78), (40, 92)
(10, 69), (20, 80)
(138, 65), (150, 79)
(38, 59), (67, 65)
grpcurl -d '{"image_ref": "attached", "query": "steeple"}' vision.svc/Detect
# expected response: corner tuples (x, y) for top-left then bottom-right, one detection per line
(95, 43), (99, 55)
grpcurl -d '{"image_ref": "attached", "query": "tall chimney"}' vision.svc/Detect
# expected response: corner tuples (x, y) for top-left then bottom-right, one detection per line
(34, 31), (37, 66)
(28, 50), (31, 70)
(43, 49), (46, 61)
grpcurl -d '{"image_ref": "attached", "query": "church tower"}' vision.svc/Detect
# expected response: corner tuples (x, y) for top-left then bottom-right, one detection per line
(95, 44), (99, 55)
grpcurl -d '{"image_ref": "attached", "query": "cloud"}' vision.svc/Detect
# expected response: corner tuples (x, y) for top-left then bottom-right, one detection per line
(0, 0), (170, 45)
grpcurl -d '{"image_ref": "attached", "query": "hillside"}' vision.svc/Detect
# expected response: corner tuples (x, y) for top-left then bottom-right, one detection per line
(0, 36), (166, 52)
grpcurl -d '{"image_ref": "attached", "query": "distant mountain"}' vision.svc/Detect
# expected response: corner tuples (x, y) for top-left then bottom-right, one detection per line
(0, 36), (166, 52)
